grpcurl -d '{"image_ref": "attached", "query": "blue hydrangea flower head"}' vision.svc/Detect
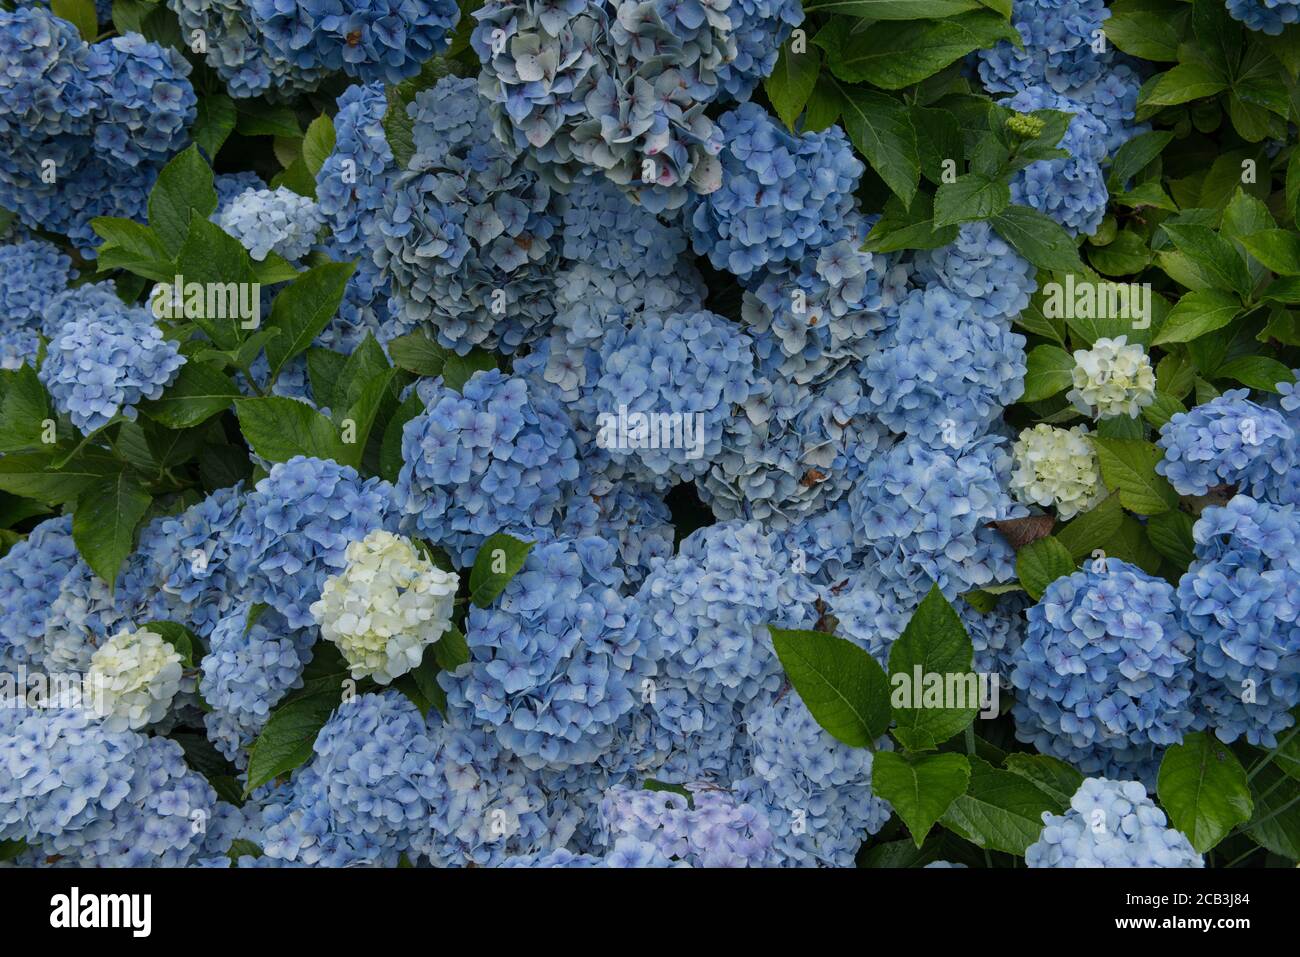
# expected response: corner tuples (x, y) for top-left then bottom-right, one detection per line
(0, 7), (101, 139)
(0, 239), (73, 366)
(1027, 777), (1204, 867)
(908, 220), (1038, 321)
(1178, 495), (1300, 747)
(559, 174), (690, 279)
(1225, 0), (1300, 33)
(847, 434), (1025, 595)
(978, 0), (1111, 95)
(688, 103), (863, 279)
(735, 691), (891, 866)
(1003, 86), (1109, 236)
(862, 284), (1027, 447)
(41, 278), (120, 339)
(1011, 558), (1198, 784)
(0, 516), (80, 670)
(39, 300), (185, 433)
(227, 455), (397, 628)
(598, 784), (778, 867)
(1157, 389), (1295, 497)
(635, 520), (818, 738)
(554, 473), (674, 589)
(88, 33), (197, 167)
(443, 535), (654, 768)
(169, 0), (328, 98)
(201, 603), (316, 766)
(394, 370), (580, 565)
(247, 0), (459, 84)
(316, 82), (394, 258)
(373, 75), (560, 354)
(218, 186), (325, 261)
(715, 0), (804, 101)
(592, 310), (758, 487)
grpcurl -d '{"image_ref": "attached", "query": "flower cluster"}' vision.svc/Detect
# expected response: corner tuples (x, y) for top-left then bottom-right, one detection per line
(1010, 423), (1107, 519)
(217, 186), (325, 262)
(395, 370), (580, 564)
(1026, 777), (1204, 868)
(0, 239), (74, 368)
(1011, 558), (1197, 784)
(1178, 495), (1300, 747)
(39, 300), (186, 433)
(1157, 389), (1295, 497)
(315, 82), (394, 257)
(1226, 0), (1300, 33)
(312, 530), (458, 684)
(597, 784), (777, 867)
(247, 0), (459, 84)
(1067, 336), (1157, 419)
(86, 628), (185, 732)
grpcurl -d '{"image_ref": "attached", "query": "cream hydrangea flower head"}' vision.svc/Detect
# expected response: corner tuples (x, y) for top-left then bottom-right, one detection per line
(87, 627), (184, 731)
(310, 529), (459, 684)
(1066, 335), (1156, 419)
(1010, 424), (1106, 519)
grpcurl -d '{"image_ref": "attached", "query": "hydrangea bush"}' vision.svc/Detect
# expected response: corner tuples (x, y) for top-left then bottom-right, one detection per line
(0, 0), (1297, 876)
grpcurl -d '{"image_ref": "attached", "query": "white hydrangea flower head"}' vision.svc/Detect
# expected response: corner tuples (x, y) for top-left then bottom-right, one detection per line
(310, 530), (459, 684)
(1010, 423), (1106, 519)
(1066, 335), (1156, 419)
(86, 628), (184, 731)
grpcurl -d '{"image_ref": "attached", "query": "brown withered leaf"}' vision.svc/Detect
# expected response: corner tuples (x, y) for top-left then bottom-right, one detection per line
(986, 515), (1056, 550)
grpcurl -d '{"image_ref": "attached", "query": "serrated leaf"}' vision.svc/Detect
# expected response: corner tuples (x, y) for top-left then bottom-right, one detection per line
(1015, 535), (1076, 601)
(1161, 223), (1253, 297)
(234, 396), (346, 464)
(771, 626), (891, 748)
(837, 84), (921, 206)
(872, 751), (971, 847)
(1019, 344), (1075, 403)
(1146, 508), (1196, 568)
(1216, 355), (1294, 392)
(1002, 753), (1082, 809)
(149, 146), (217, 255)
(764, 43), (821, 130)
(73, 471), (152, 585)
(1104, 13), (1180, 62)
(990, 205), (1084, 273)
(138, 361), (239, 429)
(1157, 732), (1252, 852)
(1152, 289), (1241, 346)
(933, 172), (1010, 227)
(244, 686), (342, 795)
(1239, 228), (1300, 275)
(302, 114), (337, 177)
(192, 94), (236, 160)
(387, 330), (448, 377)
(941, 756), (1060, 856)
(827, 12), (1018, 90)
(264, 262), (356, 384)
(1092, 437), (1180, 514)
(887, 584), (978, 751)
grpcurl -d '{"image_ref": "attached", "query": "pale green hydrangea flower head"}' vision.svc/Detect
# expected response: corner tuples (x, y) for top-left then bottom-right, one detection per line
(310, 529), (459, 684)
(1010, 423), (1107, 519)
(1067, 335), (1156, 419)
(87, 627), (184, 731)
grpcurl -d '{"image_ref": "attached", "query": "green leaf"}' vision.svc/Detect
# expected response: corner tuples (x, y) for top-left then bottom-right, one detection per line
(1161, 223), (1253, 297)
(91, 217), (175, 282)
(72, 471), (152, 585)
(192, 94), (237, 160)
(803, 75), (844, 133)
(148, 146), (217, 255)
(387, 330), (449, 377)
(1216, 355), (1294, 392)
(0, 449), (119, 504)
(836, 85), (921, 206)
(1088, 228), (1153, 277)
(827, 12), (1018, 90)
(337, 369), (396, 470)
(933, 172), (1010, 227)
(0, 365), (52, 452)
(264, 262), (356, 383)
(941, 756), (1061, 856)
(469, 533), (534, 607)
(872, 751), (971, 847)
(1015, 535), (1076, 601)
(1055, 494), (1124, 560)
(1019, 344), (1075, 403)
(860, 192), (959, 252)
(1104, 13), (1180, 62)
(302, 114), (336, 177)
(1092, 436), (1180, 514)
(51, 0), (99, 40)
(764, 42), (820, 130)
(244, 686), (342, 795)
(1002, 753), (1082, 809)
(141, 620), (198, 667)
(137, 361), (239, 429)
(1246, 760), (1300, 860)
(441, 349), (497, 392)
(234, 396), (346, 464)
(1157, 732), (1253, 852)
(990, 205), (1084, 273)
(1152, 289), (1241, 346)
(234, 99), (302, 138)
(1141, 390), (1188, 429)
(1139, 62), (1230, 108)
(1239, 228), (1300, 275)
(887, 584), (978, 751)
(172, 216), (260, 350)
(379, 391), (424, 483)
(801, 0), (983, 16)
(770, 626), (892, 748)
(433, 623), (469, 672)
(1146, 509), (1196, 568)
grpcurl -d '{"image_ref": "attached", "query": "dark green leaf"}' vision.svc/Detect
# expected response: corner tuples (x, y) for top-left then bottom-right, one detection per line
(771, 626), (892, 747)
(872, 751), (971, 847)
(72, 470), (152, 585)
(1157, 732), (1252, 852)
(469, 533), (534, 607)
(1015, 535), (1076, 601)
(837, 85), (921, 206)
(234, 396), (346, 464)
(887, 584), (978, 751)
(941, 756), (1060, 856)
